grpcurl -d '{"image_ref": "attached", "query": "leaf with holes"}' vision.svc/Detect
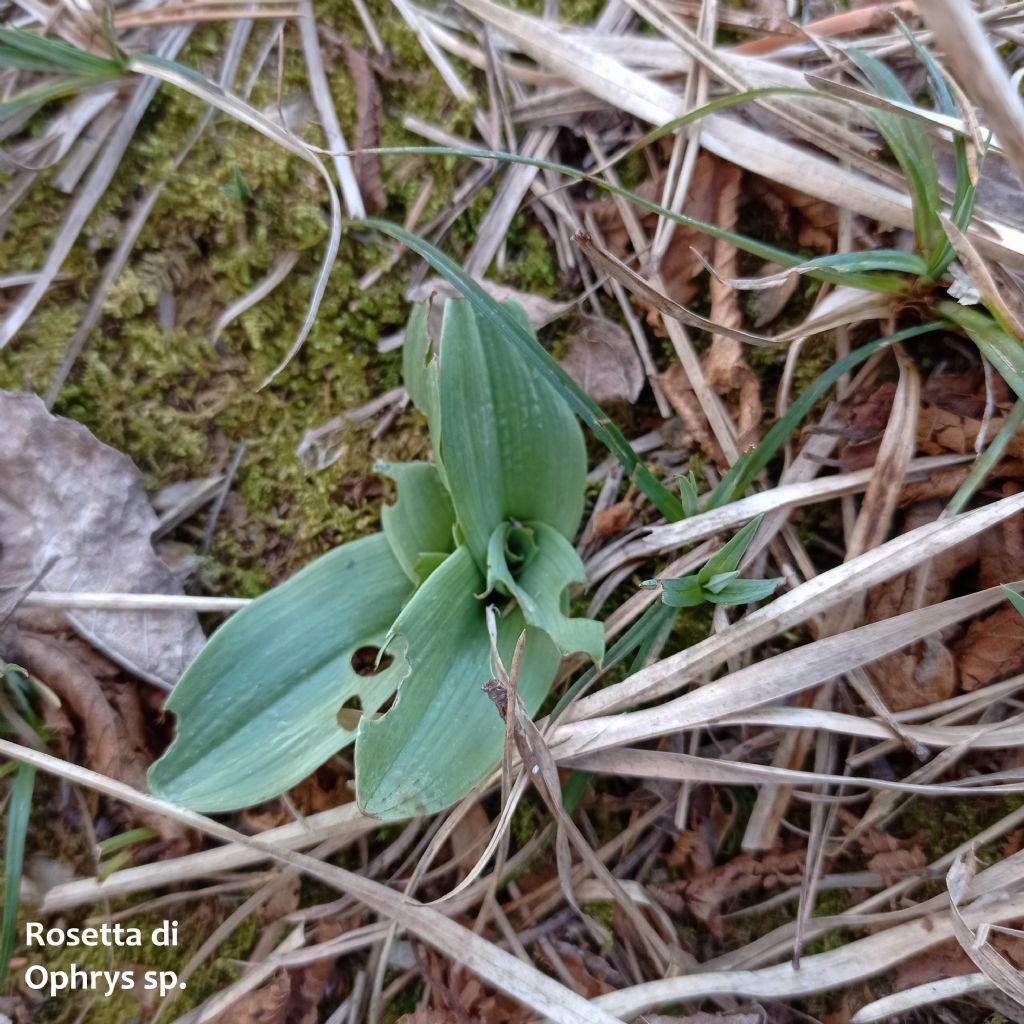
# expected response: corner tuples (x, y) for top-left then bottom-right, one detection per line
(356, 545), (561, 818)
(148, 534), (411, 811)
(151, 296), (602, 820)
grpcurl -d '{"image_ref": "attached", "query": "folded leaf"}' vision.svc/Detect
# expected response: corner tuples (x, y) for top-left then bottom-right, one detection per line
(485, 521), (604, 663)
(402, 303), (442, 449)
(437, 299), (587, 567)
(654, 576), (705, 608)
(377, 460), (455, 584)
(356, 545), (560, 819)
(706, 577), (782, 605)
(697, 515), (765, 585)
(148, 534), (411, 811)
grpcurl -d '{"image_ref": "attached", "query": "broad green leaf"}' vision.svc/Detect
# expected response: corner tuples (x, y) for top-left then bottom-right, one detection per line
(402, 303), (441, 433)
(377, 460), (455, 584)
(356, 545), (560, 819)
(703, 570), (741, 595)
(362, 219), (686, 521)
(1, 763), (34, 984)
(485, 521), (604, 663)
(550, 601), (677, 722)
(148, 534), (411, 811)
(939, 301), (1024, 402)
(437, 299), (587, 565)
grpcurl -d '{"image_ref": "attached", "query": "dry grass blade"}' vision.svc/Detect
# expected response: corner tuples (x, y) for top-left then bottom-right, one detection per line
(554, 581), (1023, 760)
(946, 853), (1024, 1008)
(851, 973), (993, 1022)
(0, 29), (192, 348)
(569, 492), (1024, 720)
(576, 230), (786, 347)
(1, 741), (627, 1024)
(567, 745), (1024, 799)
(585, 454), (968, 582)
(921, 3), (1024, 190)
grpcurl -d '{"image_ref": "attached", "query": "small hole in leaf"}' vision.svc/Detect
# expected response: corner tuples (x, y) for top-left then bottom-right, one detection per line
(337, 695), (362, 731)
(350, 645), (393, 677)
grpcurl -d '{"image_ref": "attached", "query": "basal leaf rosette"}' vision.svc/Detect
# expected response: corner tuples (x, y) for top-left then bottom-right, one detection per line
(148, 298), (602, 820)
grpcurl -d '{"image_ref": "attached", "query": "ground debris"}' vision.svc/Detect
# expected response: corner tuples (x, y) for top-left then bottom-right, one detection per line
(0, 392), (204, 688)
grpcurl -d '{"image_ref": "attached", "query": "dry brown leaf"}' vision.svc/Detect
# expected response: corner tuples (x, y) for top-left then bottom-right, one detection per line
(285, 921), (344, 1024)
(666, 848), (806, 935)
(586, 152), (720, 309)
(546, 945), (616, 998)
(866, 846), (927, 886)
(396, 1012), (458, 1024)
(895, 933), (1024, 993)
(340, 42), (385, 212)
(239, 761), (352, 832)
(706, 162), (762, 445)
(591, 500), (634, 539)
(258, 875), (302, 925)
(750, 177), (837, 253)
(561, 314), (645, 404)
(212, 970), (289, 1024)
(865, 635), (957, 712)
(449, 801), (491, 879)
(956, 606), (1024, 692)
(14, 632), (194, 853)
(421, 945), (531, 1024)
(0, 392), (205, 687)
(658, 362), (726, 466)
(976, 489), (1024, 590)
(644, 1014), (761, 1024)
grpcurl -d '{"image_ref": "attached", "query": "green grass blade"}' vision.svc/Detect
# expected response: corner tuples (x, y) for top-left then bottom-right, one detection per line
(1, 762), (35, 983)
(549, 601), (678, 723)
(946, 399), (1024, 516)
(708, 321), (946, 506)
(1003, 585), (1024, 619)
(0, 26), (125, 77)
(360, 218), (685, 521)
(897, 22), (981, 277)
(800, 250), (928, 276)
(362, 148), (906, 295)
(0, 76), (112, 119)
(939, 302), (1024, 402)
(848, 49), (944, 264)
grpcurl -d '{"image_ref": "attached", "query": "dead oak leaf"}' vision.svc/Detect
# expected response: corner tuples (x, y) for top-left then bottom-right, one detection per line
(591, 499), (634, 539)
(867, 846), (927, 885)
(0, 392), (204, 688)
(561, 314), (645, 404)
(956, 605), (1024, 692)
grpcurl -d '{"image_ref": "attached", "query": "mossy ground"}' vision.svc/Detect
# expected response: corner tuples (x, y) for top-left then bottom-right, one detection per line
(0, 0), (560, 598)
